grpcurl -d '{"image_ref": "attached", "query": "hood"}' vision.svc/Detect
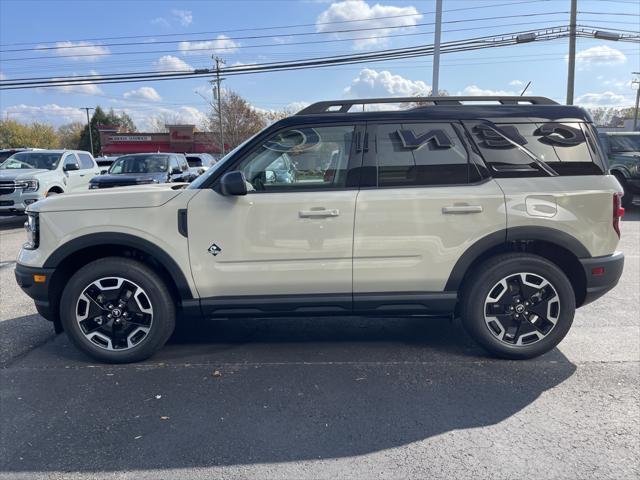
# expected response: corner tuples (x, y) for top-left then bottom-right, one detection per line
(0, 168), (49, 181)
(90, 172), (167, 187)
(29, 183), (188, 213)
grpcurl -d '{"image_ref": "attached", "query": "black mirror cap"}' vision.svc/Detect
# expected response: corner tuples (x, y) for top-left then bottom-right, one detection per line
(64, 163), (80, 171)
(219, 170), (248, 196)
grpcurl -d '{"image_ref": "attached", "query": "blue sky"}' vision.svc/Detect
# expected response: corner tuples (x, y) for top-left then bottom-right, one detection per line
(0, 0), (638, 130)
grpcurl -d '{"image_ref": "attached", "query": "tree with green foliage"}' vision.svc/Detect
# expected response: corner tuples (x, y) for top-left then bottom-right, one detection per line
(78, 107), (137, 155)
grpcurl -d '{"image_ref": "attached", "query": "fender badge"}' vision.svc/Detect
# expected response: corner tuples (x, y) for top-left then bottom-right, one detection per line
(208, 243), (222, 256)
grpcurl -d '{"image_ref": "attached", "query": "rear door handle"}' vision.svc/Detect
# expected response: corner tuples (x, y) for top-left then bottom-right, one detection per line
(299, 208), (340, 218)
(442, 205), (483, 214)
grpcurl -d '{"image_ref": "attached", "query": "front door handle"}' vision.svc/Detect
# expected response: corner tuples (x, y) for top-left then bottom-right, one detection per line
(442, 205), (483, 214)
(299, 208), (340, 218)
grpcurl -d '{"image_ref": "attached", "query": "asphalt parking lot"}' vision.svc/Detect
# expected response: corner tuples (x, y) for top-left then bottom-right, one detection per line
(0, 209), (638, 480)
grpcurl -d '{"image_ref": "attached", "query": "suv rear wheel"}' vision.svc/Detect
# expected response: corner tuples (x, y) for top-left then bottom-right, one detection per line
(60, 257), (176, 363)
(461, 253), (575, 359)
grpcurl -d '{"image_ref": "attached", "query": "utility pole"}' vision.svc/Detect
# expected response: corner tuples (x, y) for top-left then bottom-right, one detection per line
(566, 0), (578, 105)
(213, 56), (225, 156)
(81, 107), (94, 155)
(632, 72), (640, 131)
(432, 0), (443, 96)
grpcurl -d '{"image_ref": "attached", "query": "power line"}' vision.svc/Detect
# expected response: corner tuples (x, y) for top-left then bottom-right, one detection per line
(0, 0), (551, 48)
(0, 12), (571, 57)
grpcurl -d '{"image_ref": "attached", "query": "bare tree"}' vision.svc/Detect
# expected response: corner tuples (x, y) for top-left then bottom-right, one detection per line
(57, 122), (84, 149)
(210, 90), (267, 149)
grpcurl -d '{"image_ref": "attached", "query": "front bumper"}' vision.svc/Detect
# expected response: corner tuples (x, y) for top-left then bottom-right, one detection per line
(579, 251), (624, 306)
(14, 263), (57, 321)
(0, 190), (43, 215)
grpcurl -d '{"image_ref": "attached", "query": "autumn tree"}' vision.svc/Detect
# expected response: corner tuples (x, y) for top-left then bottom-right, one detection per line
(210, 90), (267, 150)
(0, 120), (59, 149)
(57, 122), (84, 149)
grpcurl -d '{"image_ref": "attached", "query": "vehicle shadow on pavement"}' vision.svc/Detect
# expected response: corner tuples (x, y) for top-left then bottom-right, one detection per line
(0, 216), (26, 231)
(1, 314), (577, 474)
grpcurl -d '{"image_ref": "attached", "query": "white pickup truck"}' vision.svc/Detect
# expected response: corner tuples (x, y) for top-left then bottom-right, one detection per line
(0, 149), (100, 215)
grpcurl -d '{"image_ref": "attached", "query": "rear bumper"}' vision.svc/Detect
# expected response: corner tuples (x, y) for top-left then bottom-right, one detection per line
(14, 263), (56, 321)
(579, 251), (624, 306)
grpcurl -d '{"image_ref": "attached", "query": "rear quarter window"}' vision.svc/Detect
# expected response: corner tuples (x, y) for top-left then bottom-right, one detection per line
(471, 122), (605, 177)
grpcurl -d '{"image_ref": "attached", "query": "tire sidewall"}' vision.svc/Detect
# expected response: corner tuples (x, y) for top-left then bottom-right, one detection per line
(463, 255), (576, 359)
(60, 258), (175, 363)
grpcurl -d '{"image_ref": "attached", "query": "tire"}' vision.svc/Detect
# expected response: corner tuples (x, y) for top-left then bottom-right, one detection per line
(461, 253), (575, 360)
(60, 257), (176, 363)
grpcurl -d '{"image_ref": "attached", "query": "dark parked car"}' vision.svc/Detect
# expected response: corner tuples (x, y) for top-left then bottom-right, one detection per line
(599, 132), (640, 208)
(89, 153), (194, 189)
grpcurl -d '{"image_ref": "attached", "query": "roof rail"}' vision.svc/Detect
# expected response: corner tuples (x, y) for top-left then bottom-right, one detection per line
(296, 96), (559, 114)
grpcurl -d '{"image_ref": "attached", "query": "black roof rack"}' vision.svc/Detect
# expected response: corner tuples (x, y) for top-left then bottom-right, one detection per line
(296, 96), (558, 115)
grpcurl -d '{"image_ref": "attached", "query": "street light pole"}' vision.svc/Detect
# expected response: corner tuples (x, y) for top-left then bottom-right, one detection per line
(81, 107), (94, 155)
(432, 0), (443, 96)
(632, 72), (640, 131)
(566, 0), (578, 105)
(213, 56), (225, 156)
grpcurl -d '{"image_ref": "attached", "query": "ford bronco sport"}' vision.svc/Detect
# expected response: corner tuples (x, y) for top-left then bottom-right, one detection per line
(15, 96), (625, 363)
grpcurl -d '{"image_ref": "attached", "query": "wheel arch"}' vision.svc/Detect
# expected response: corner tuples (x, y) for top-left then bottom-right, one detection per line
(447, 227), (590, 307)
(43, 233), (194, 321)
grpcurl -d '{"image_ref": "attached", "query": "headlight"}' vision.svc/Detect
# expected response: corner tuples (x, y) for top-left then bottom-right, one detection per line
(23, 213), (39, 250)
(16, 179), (39, 192)
(89, 183), (99, 189)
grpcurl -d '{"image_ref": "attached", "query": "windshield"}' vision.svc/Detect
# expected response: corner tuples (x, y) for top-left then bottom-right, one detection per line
(189, 134), (259, 189)
(108, 154), (169, 174)
(609, 135), (640, 153)
(0, 152), (62, 170)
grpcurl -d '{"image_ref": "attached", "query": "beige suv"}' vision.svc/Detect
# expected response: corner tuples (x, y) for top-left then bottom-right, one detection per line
(15, 97), (625, 363)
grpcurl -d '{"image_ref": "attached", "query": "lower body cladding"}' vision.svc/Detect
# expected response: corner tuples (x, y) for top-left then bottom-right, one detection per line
(16, 252), (624, 321)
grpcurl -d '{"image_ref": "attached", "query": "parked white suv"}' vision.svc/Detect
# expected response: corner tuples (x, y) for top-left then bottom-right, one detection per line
(0, 150), (100, 215)
(14, 97), (625, 363)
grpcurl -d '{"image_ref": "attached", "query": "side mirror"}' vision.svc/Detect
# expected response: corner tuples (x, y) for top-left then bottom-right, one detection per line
(64, 162), (80, 171)
(171, 167), (182, 175)
(219, 171), (248, 196)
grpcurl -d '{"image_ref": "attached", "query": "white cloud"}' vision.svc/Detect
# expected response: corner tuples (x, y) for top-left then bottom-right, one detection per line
(2, 104), (86, 126)
(123, 86), (162, 102)
(574, 45), (627, 69)
(316, 0), (422, 49)
(171, 9), (193, 26)
(155, 55), (194, 71)
(344, 68), (430, 97)
(575, 91), (630, 107)
(48, 41), (110, 61)
(509, 80), (524, 87)
(178, 35), (239, 55)
(460, 85), (519, 96)
(151, 17), (170, 28)
(126, 105), (209, 131)
(0, 72), (6, 81)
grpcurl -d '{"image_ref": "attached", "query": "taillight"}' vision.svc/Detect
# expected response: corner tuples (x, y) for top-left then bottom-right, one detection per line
(613, 193), (625, 238)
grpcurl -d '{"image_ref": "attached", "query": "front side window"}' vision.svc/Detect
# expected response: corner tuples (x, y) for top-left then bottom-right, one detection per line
(0, 152), (62, 170)
(63, 154), (79, 168)
(373, 123), (475, 187)
(77, 153), (95, 169)
(237, 125), (355, 191)
(472, 122), (604, 176)
(109, 154), (169, 174)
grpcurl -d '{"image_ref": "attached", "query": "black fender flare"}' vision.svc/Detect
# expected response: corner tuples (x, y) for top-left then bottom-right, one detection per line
(43, 232), (194, 300)
(445, 227), (590, 291)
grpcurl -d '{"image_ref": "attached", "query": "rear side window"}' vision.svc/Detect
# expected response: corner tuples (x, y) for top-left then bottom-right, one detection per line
(372, 123), (481, 187)
(77, 153), (94, 169)
(472, 122), (605, 176)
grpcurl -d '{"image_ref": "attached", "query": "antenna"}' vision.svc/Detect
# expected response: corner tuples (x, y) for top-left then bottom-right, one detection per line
(520, 81), (532, 96)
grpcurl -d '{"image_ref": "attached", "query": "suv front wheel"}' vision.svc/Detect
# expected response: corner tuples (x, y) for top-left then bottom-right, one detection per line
(461, 253), (576, 359)
(60, 257), (176, 363)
